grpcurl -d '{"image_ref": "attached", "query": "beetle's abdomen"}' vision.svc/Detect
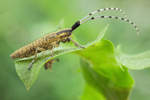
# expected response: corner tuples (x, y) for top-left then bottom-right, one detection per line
(10, 43), (36, 59)
(10, 32), (57, 59)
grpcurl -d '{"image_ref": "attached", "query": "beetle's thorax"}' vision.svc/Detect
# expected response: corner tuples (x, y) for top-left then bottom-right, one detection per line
(56, 28), (72, 43)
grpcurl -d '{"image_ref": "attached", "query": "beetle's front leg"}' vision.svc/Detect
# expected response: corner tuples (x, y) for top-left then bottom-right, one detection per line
(67, 37), (85, 49)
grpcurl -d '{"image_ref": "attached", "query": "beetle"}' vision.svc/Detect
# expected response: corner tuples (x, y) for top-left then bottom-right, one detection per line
(10, 7), (139, 70)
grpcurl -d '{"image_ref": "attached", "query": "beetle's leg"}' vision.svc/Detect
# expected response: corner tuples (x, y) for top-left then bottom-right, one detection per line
(67, 37), (85, 49)
(44, 59), (59, 70)
(28, 47), (46, 70)
(45, 44), (55, 61)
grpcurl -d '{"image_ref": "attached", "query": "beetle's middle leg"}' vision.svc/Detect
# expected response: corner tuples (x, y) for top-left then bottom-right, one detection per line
(28, 47), (46, 70)
(45, 44), (55, 61)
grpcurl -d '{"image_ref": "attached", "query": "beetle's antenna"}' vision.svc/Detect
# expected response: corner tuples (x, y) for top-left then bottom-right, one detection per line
(80, 7), (127, 22)
(71, 16), (139, 35)
(81, 16), (139, 35)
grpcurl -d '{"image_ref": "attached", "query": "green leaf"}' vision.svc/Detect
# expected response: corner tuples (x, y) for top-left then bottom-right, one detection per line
(15, 21), (149, 100)
(76, 39), (134, 100)
(81, 84), (106, 100)
(15, 25), (108, 90)
(116, 45), (150, 69)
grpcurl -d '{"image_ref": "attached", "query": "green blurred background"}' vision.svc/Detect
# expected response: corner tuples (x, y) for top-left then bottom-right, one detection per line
(0, 0), (150, 100)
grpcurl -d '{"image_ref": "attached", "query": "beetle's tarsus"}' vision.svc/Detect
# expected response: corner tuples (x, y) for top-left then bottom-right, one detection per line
(28, 60), (35, 70)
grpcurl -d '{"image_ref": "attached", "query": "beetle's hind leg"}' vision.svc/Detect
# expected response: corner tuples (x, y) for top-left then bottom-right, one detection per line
(28, 47), (46, 70)
(44, 59), (59, 70)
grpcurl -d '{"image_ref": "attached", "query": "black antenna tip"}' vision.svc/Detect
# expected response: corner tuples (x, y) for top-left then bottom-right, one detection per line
(71, 21), (80, 31)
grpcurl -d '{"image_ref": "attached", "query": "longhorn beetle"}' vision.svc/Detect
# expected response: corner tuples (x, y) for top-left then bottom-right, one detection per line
(10, 7), (139, 70)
